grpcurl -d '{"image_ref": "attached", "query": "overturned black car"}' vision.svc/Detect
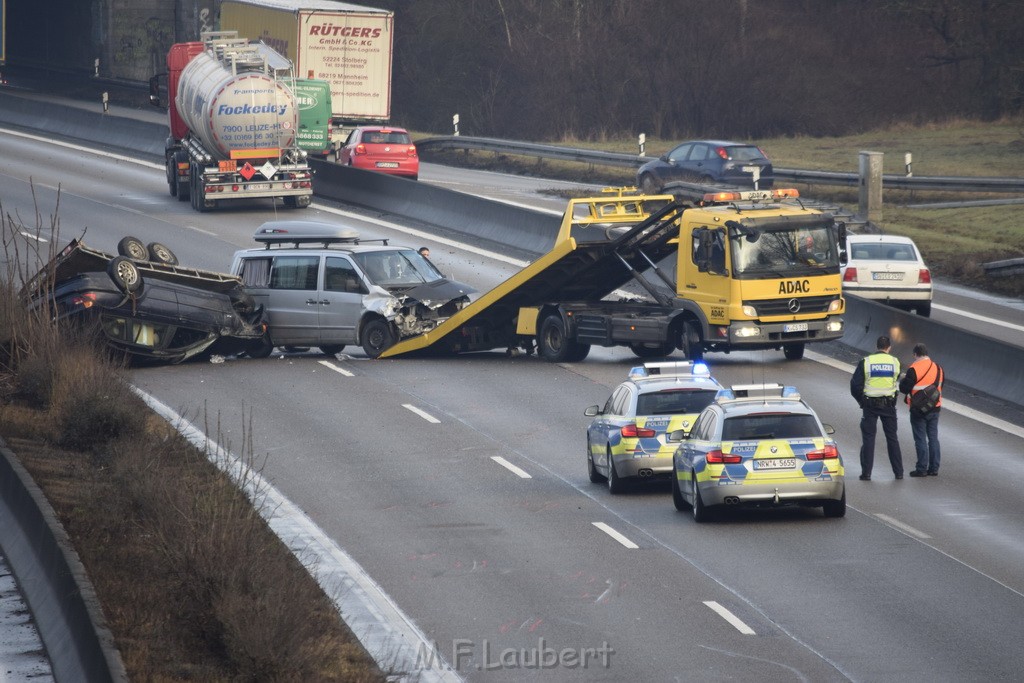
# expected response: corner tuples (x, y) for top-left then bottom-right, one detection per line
(22, 236), (267, 364)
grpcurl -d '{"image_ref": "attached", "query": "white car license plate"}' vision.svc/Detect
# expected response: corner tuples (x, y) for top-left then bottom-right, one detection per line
(376, 162), (399, 168)
(872, 272), (903, 280)
(248, 183), (271, 191)
(784, 322), (808, 332)
(753, 458), (797, 470)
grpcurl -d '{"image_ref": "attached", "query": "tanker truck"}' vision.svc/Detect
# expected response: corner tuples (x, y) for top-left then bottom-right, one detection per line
(149, 31), (313, 212)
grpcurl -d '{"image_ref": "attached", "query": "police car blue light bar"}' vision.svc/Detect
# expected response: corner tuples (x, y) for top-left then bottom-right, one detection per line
(636, 361), (711, 378)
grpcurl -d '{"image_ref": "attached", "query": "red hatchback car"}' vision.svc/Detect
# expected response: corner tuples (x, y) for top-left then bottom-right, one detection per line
(337, 126), (419, 180)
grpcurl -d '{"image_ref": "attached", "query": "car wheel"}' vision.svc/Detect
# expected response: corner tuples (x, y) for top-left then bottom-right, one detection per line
(607, 448), (627, 494)
(587, 441), (606, 483)
(692, 475), (711, 523)
(362, 318), (396, 358)
(917, 302), (931, 317)
(146, 242), (178, 266)
(107, 256), (144, 295)
(246, 335), (275, 359)
(823, 488), (847, 518)
(319, 345), (345, 355)
(639, 173), (661, 194)
(783, 343), (805, 360)
(117, 236), (149, 261)
(671, 467), (689, 511)
(630, 342), (673, 359)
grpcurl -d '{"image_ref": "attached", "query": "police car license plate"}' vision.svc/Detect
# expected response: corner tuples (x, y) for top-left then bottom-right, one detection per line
(376, 162), (400, 168)
(754, 458), (797, 470)
(872, 272), (902, 280)
(784, 322), (808, 332)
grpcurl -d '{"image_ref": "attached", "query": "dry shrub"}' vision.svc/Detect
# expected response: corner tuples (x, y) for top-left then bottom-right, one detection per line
(108, 426), (363, 681)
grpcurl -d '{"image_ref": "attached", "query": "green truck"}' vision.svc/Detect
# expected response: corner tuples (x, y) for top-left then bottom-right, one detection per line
(292, 78), (333, 158)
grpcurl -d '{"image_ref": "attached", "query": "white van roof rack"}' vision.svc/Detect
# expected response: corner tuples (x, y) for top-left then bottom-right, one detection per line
(253, 221), (379, 248)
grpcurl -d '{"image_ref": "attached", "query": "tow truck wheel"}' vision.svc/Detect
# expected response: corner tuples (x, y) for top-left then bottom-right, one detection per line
(117, 236), (149, 262)
(630, 342), (674, 359)
(538, 314), (587, 362)
(107, 256), (144, 295)
(362, 319), (396, 358)
(783, 343), (805, 360)
(679, 321), (704, 362)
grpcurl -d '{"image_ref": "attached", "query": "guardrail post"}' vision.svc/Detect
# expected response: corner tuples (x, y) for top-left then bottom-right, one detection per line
(858, 150), (883, 223)
(452, 113), (460, 137)
(638, 133), (646, 157)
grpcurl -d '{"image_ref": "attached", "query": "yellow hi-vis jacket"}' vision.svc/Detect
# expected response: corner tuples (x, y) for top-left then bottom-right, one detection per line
(863, 352), (900, 398)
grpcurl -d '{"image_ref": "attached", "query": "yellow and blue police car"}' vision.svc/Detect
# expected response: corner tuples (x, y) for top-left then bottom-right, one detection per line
(584, 361), (724, 493)
(669, 383), (845, 521)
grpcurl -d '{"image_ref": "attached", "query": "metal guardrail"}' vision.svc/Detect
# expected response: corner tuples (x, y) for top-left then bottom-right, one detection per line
(416, 136), (1024, 193)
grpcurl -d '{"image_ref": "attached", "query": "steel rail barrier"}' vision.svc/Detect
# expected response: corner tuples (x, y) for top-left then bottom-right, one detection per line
(416, 136), (1024, 193)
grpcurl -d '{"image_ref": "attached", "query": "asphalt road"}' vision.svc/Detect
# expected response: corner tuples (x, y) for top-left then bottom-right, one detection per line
(3, 124), (1024, 681)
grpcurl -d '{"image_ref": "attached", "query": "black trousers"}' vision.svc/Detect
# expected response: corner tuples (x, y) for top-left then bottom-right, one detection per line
(859, 400), (903, 477)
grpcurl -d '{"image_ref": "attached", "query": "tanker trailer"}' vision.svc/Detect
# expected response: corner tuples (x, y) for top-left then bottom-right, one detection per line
(150, 31), (312, 212)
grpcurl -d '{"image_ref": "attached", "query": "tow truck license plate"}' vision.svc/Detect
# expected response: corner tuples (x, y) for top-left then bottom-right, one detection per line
(872, 272), (903, 280)
(784, 322), (808, 332)
(753, 458), (796, 470)
(376, 162), (400, 168)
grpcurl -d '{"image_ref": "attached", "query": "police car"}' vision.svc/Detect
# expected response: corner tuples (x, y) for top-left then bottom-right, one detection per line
(584, 361), (724, 493)
(669, 383), (845, 521)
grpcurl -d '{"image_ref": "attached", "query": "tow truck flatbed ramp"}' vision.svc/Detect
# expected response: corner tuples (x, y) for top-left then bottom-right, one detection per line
(381, 196), (686, 357)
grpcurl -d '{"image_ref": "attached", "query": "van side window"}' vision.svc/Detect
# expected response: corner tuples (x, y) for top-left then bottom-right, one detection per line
(239, 257), (272, 288)
(325, 257), (365, 293)
(270, 256), (319, 290)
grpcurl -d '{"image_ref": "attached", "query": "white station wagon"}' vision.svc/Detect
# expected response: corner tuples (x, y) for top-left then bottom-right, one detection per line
(841, 234), (933, 316)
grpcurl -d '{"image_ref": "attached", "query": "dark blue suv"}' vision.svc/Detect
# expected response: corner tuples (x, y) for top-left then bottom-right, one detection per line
(637, 140), (774, 193)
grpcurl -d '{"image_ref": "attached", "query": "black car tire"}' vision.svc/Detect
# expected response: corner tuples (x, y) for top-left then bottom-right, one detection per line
(607, 448), (626, 494)
(783, 343), (805, 361)
(107, 256), (144, 295)
(362, 318), (396, 358)
(117, 236), (149, 262)
(246, 335), (275, 359)
(917, 303), (931, 317)
(147, 242), (179, 266)
(319, 345), (345, 355)
(639, 173), (660, 195)
(630, 342), (674, 359)
(692, 476), (712, 523)
(671, 468), (689, 511)
(823, 488), (847, 518)
(587, 442), (607, 483)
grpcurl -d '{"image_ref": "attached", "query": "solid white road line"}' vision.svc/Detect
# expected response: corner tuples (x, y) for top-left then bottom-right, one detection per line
(703, 601), (756, 635)
(403, 404), (441, 424)
(874, 513), (932, 539)
(317, 360), (354, 377)
(932, 302), (1024, 333)
(490, 456), (532, 479)
(592, 522), (639, 549)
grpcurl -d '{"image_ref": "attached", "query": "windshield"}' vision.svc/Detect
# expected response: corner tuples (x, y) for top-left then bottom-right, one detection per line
(730, 224), (840, 277)
(352, 250), (444, 287)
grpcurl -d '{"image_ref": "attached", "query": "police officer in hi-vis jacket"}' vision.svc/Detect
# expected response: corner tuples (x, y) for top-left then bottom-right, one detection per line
(850, 335), (904, 481)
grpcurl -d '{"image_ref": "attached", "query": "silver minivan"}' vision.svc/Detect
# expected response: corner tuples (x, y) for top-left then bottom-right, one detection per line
(230, 221), (475, 358)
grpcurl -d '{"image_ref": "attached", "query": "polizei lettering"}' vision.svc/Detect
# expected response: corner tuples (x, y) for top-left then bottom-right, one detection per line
(778, 279), (811, 294)
(217, 103), (288, 116)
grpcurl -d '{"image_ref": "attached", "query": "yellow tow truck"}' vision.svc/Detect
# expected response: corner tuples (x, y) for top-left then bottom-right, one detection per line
(382, 187), (846, 362)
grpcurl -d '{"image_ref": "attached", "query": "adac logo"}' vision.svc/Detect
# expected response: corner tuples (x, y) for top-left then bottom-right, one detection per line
(778, 279), (811, 295)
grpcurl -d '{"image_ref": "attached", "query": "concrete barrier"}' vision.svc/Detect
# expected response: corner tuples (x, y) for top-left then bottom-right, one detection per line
(0, 438), (128, 683)
(841, 295), (1024, 407)
(310, 159), (562, 254)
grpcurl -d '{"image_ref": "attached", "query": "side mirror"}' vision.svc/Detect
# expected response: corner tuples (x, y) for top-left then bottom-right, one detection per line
(666, 428), (688, 443)
(823, 424), (835, 435)
(584, 405), (600, 417)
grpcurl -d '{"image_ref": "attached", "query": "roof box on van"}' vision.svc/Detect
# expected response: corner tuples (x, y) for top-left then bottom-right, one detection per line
(254, 221), (360, 248)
